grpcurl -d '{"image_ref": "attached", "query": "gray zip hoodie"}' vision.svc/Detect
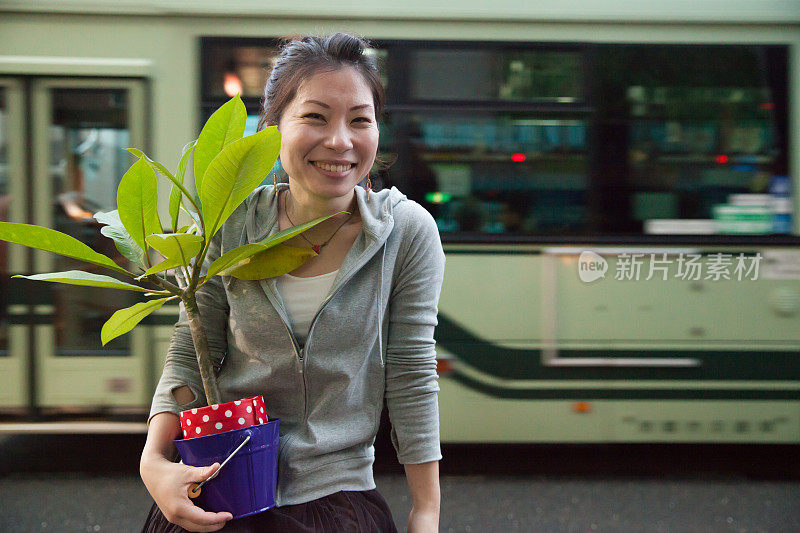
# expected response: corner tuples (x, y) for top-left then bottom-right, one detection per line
(149, 183), (445, 506)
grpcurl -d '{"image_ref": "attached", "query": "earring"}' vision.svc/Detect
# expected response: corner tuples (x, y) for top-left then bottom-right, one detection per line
(273, 171), (277, 187)
(365, 176), (372, 201)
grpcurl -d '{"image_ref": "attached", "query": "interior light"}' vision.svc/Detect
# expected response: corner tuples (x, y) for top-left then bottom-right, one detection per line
(512, 153), (526, 162)
(425, 191), (452, 204)
(715, 155), (729, 164)
(760, 102), (775, 110)
(224, 72), (243, 98)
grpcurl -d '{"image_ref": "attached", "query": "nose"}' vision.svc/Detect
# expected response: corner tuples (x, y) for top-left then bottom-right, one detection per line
(323, 119), (353, 152)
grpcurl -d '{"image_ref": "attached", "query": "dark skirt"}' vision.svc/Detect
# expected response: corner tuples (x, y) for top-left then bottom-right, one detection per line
(142, 489), (398, 533)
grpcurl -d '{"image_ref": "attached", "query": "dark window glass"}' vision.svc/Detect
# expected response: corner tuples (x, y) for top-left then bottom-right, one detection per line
(203, 42), (278, 99)
(596, 45), (787, 235)
(381, 112), (589, 234)
(202, 39), (790, 239)
(409, 49), (583, 102)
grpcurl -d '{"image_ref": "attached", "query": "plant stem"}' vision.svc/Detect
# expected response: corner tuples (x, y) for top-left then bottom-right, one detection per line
(182, 292), (221, 405)
(145, 274), (182, 295)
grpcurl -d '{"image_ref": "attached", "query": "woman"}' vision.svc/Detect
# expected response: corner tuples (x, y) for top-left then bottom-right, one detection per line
(140, 33), (444, 532)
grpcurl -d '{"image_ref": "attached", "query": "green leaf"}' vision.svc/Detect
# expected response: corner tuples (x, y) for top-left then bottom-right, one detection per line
(0, 222), (129, 276)
(126, 146), (200, 232)
(205, 212), (340, 279)
(94, 210), (146, 268)
(124, 148), (176, 181)
(143, 233), (204, 276)
(170, 140), (197, 232)
(117, 157), (160, 253)
(194, 95), (246, 198)
(101, 296), (176, 345)
(199, 126), (281, 244)
(180, 206), (203, 231)
(13, 270), (151, 292)
(223, 244), (316, 280)
(152, 208), (164, 235)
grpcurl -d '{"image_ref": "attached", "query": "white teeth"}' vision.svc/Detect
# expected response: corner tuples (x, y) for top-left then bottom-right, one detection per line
(313, 161), (352, 173)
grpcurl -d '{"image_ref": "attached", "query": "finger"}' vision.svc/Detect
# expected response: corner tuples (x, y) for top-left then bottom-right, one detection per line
(180, 518), (228, 533)
(186, 462), (221, 483)
(177, 502), (233, 531)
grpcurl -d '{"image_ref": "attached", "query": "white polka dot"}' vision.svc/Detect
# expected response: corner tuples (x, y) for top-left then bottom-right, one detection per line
(211, 404), (219, 410)
(202, 415), (209, 422)
(246, 406), (252, 413)
(183, 430), (187, 437)
(225, 410), (232, 417)
(258, 418), (263, 424)
(186, 419), (191, 426)
(195, 427), (201, 434)
(215, 422), (223, 430)
(238, 418), (245, 425)
(234, 400), (241, 405)
(191, 409), (197, 414)
(260, 407), (264, 413)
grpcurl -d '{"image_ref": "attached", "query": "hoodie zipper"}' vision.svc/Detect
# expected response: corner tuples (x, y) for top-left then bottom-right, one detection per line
(305, 244), (373, 337)
(262, 280), (308, 419)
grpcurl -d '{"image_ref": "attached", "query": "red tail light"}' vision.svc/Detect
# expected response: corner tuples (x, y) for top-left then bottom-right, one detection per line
(436, 358), (453, 375)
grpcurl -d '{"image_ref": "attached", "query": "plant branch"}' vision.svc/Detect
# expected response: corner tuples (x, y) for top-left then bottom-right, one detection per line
(145, 273), (182, 295)
(189, 243), (211, 292)
(182, 293), (221, 405)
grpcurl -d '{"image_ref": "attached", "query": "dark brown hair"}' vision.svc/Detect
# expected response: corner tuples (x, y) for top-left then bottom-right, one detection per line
(256, 32), (385, 131)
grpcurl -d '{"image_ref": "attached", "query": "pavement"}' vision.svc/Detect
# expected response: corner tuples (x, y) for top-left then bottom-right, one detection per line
(1, 433), (799, 532)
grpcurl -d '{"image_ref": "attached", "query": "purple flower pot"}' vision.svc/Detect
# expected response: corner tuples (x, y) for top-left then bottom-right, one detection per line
(174, 419), (280, 519)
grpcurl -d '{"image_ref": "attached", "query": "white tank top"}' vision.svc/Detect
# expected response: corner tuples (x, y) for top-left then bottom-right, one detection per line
(275, 269), (339, 346)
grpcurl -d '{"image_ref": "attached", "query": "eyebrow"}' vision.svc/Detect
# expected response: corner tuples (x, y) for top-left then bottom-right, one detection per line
(303, 99), (372, 111)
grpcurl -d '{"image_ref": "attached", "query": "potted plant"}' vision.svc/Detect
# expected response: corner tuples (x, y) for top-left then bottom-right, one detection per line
(0, 95), (332, 518)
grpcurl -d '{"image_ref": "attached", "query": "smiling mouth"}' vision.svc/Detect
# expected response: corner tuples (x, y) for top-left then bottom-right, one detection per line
(311, 161), (356, 173)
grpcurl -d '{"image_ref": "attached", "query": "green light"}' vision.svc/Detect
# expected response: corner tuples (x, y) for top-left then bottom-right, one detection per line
(425, 192), (452, 204)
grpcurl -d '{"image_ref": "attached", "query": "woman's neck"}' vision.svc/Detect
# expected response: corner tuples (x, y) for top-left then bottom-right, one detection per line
(284, 185), (356, 224)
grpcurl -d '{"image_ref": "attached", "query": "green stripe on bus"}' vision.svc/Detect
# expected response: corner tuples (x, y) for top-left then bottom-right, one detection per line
(450, 372), (800, 400)
(437, 314), (800, 382)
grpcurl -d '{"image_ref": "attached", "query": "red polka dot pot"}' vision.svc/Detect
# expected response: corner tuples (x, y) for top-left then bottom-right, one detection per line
(179, 395), (267, 439)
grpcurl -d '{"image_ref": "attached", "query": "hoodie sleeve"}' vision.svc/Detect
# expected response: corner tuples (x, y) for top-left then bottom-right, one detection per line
(148, 231), (229, 422)
(385, 202), (445, 464)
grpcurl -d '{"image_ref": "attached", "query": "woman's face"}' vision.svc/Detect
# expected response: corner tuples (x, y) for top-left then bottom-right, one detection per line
(278, 66), (379, 203)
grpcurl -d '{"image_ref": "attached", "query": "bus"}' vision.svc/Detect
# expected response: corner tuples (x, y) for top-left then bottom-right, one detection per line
(0, 1), (798, 443)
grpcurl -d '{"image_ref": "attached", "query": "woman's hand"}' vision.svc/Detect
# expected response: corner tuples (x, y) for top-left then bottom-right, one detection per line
(140, 455), (233, 532)
(407, 506), (439, 533)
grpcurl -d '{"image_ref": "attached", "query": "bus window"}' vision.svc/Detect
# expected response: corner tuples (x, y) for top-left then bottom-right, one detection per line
(381, 112), (589, 235)
(408, 48), (583, 102)
(596, 45), (787, 235)
(379, 43), (789, 239)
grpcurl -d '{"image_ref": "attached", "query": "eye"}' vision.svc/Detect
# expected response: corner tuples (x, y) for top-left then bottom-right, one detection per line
(352, 117), (372, 124)
(302, 113), (325, 121)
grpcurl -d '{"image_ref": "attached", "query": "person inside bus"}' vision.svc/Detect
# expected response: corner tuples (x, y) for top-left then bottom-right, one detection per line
(139, 32), (444, 532)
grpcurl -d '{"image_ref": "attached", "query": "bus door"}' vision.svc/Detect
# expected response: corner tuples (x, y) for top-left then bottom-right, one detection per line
(1, 76), (151, 415)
